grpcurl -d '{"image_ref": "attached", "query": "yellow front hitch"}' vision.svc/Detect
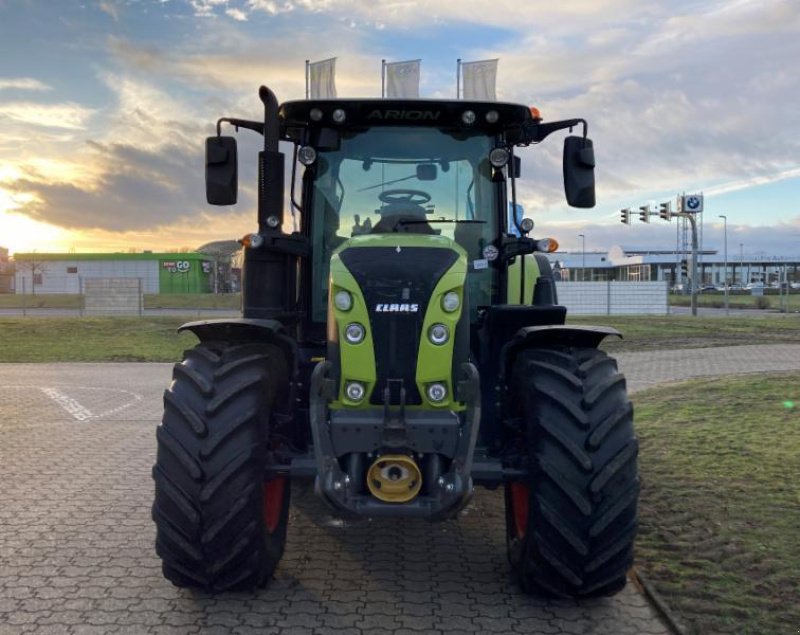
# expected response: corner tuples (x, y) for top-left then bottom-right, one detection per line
(366, 454), (423, 503)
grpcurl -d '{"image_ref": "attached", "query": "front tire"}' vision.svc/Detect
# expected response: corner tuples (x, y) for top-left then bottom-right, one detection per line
(505, 346), (638, 598)
(152, 342), (290, 591)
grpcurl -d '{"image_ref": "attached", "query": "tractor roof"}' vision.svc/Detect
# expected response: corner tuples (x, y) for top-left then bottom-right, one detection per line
(279, 99), (533, 136)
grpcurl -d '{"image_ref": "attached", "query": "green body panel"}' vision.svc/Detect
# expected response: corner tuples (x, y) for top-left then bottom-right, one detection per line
(506, 254), (541, 305)
(328, 254), (377, 409)
(415, 257), (466, 410)
(328, 233), (467, 410)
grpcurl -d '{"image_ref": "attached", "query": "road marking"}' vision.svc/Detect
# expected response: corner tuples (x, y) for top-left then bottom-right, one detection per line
(40, 387), (94, 421)
(2, 384), (144, 422)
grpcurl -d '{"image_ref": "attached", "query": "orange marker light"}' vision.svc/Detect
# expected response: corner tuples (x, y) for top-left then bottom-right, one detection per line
(535, 238), (559, 253)
(529, 106), (542, 121)
(239, 233), (264, 249)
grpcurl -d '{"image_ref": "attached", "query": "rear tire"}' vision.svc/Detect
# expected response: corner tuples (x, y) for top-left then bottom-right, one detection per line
(152, 342), (290, 591)
(505, 346), (638, 598)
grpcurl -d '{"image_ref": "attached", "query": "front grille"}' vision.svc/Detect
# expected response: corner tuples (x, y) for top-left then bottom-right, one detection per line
(339, 246), (459, 405)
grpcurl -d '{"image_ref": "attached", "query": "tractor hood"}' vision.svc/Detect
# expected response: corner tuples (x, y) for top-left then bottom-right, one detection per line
(328, 234), (468, 409)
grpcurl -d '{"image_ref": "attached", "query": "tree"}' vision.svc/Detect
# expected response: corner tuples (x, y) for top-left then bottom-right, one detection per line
(14, 257), (47, 296)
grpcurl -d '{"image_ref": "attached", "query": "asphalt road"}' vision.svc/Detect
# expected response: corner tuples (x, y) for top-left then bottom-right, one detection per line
(3, 345), (800, 634)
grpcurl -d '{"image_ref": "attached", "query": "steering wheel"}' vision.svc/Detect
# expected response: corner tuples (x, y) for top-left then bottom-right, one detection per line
(378, 189), (431, 207)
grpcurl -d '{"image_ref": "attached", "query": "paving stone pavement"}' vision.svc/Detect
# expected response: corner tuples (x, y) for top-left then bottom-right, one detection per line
(2, 344), (799, 635)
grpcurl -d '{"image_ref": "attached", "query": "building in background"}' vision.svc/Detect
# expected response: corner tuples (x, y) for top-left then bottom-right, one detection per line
(550, 245), (800, 288)
(12, 252), (215, 294)
(0, 246), (12, 293)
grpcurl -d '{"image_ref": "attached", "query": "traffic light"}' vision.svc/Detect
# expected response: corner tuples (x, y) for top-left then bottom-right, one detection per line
(680, 260), (688, 277)
(639, 205), (650, 223)
(658, 201), (671, 220)
(620, 208), (631, 224)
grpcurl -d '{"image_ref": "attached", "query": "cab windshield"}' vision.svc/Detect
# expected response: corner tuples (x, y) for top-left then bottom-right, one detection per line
(308, 126), (500, 322)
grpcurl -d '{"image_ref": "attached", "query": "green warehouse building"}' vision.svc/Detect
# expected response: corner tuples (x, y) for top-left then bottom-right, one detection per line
(13, 252), (215, 294)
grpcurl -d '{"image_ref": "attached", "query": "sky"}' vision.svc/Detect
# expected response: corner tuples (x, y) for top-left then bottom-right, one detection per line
(0, 0), (799, 258)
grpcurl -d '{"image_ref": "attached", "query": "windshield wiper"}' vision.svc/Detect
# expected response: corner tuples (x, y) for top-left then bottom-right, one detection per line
(398, 219), (486, 225)
(357, 174), (417, 192)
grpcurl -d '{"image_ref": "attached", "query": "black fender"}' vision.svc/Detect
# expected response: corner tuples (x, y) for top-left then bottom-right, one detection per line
(178, 317), (296, 360)
(178, 318), (299, 408)
(501, 324), (622, 381)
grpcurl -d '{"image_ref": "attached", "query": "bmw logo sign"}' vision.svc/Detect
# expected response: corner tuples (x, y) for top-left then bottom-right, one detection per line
(686, 196), (701, 210)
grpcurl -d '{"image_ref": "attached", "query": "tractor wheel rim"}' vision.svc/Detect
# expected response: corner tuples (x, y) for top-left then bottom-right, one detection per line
(262, 476), (286, 534)
(509, 482), (529, 539)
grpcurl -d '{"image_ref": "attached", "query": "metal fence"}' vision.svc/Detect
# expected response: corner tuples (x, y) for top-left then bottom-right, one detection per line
(3, 279), (668, 317)
(556, 281), (669, 315)
(82, 277), (143, 316)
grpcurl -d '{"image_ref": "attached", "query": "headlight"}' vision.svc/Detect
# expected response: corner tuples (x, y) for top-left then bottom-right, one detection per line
(441, 291), (460, 313)
(427, 382), (447, 402)
(298, 145), (317, 166)
(489, 147), (509, 168)
(334, 290), (353, 311)
(345, 381), (365, 402)
(429, 323), (449, 345)
(345, 323), (365, 344)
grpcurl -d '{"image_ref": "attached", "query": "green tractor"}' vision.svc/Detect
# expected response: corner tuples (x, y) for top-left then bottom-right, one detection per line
(152, 86), (638, 598)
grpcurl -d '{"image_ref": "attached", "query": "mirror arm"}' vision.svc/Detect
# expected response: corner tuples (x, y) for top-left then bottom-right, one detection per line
(216, 117), (265, 137)
(500, 235), (536, 262)
(519, 118), (588, 145)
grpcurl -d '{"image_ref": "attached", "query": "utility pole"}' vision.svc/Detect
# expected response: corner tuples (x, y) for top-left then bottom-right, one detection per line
(578, 233), (586, 281)
(719, 215), (728, 315)
(658, 200), (699, 315)
(739, 243), (744, 285)
(681, 212), (700, 316)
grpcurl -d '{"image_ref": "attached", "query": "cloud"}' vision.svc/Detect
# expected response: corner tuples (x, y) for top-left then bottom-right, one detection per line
(107, 32), (378, 98)
(0, 78), (52, 92)
(189, 0), (232, 17)
(98, 1), (120, 21)
(0, 101), (95, 130)
(7, 139), (207, 231)
(3, 0), (800, 254)
(225, 7), (248, 20)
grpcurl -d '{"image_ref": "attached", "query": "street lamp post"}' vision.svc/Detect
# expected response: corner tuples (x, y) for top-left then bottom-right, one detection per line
(739, 243), (744, 285)
(578, 233), (586, 282)
(719, 215), (728, 315)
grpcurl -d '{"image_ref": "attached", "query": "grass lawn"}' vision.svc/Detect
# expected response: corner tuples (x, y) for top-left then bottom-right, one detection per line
(0, 293), (81, 309)
(568, 314), (800, 352)
(1, 314), (799, 362)
(669, 291), (800, 311)
(0, 317), (196, 362)
(0, 293), (241, 310)
(634, 373), (800, 634)
(143, 293), (241, 309)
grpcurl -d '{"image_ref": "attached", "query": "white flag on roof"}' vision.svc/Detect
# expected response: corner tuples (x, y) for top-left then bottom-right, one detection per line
(385, 59), (421, 98)
(309, 57), (337, 99)
(461, 58), (498, 101)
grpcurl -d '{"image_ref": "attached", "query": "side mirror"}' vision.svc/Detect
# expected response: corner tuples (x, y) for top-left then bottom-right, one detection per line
(206, 136), (238, 205)
(563, 136), (595, 208)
